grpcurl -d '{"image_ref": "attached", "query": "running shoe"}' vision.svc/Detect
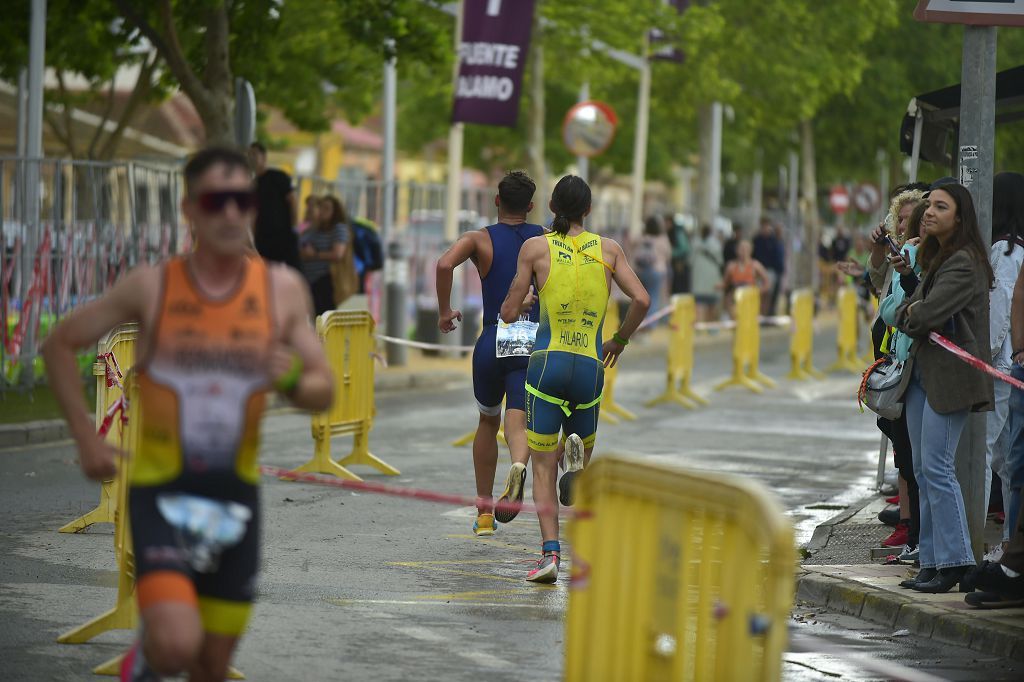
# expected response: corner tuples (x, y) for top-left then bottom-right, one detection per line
(877, 507), (900, 527)
(120, 641), (161, 682)
(983, 544), (1005, 563)
(526, 552), (560, 583)
(495, 462), (527, 524)
(881, 521), (910, 548)
(473, 512), (497, 537)
(897, 544), (919, 564)
(559, 433), (585, 507)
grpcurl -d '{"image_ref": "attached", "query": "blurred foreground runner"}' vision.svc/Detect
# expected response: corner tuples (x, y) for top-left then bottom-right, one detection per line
(436, 171), (544, 536)
(43, 146), (333, 681)
(502, 175), (650, 583)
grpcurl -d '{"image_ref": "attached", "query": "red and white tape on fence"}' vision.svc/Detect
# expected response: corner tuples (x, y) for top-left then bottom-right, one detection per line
(930, 332), (1024, 391)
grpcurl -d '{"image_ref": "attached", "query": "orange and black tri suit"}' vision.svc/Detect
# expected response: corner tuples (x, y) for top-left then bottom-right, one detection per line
(129, 256), (272, 636)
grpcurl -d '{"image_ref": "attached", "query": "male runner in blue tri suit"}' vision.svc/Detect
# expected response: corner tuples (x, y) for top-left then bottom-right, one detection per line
(436, 171), (544, 535)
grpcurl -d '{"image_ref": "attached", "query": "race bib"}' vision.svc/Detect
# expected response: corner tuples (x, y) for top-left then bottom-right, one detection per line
(496, 315), (538, 358)
(157, 493), (251, 573)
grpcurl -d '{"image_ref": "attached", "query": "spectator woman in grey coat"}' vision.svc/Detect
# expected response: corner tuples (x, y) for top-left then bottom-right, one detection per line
(888, 184), (994, 594)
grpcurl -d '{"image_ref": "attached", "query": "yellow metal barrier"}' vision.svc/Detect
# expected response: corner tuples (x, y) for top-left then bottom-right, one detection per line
(59, 325), (138, 533)
(826, 285), (862, 374)
(452, 419), (508, 448)
(55, 330), (244, 677)
(601, 298), (637, 424)
(785, 289), (823, 381)
(713, 287), (776, 394)
(58, 370), (138, 652)
(645, 295), (708, 410)
(566, 456), (795, 681)
(290, 310), (398, 480)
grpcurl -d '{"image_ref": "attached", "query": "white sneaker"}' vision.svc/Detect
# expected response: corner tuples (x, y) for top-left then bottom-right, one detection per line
(983, 544), (1005, 563)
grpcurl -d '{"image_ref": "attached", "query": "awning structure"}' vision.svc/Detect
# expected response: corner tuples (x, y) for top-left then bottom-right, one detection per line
(900, 64), (1024, 177)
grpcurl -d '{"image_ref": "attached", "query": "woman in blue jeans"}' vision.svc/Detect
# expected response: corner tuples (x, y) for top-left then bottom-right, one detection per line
(886, 184), (994, 593)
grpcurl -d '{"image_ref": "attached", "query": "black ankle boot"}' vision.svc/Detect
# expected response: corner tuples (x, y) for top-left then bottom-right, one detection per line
(912, 565), (972, 593)
(899, 567), (936, 589)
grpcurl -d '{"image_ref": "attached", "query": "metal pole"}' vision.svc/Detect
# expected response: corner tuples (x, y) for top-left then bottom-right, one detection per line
(879, 149), (890, 224)
(16, 67), (28, 157)
(788, 150), (799, 295)
(750, 163), (763, 233)
(628, 38), (650, 239)
(441, 0), (465, 356)
(20, 0), (46, 389)
(956, 24), (997, 561)
(909, 108), (923, 184)
(382, 44), (407, 366)
(577, 80), (590, 183)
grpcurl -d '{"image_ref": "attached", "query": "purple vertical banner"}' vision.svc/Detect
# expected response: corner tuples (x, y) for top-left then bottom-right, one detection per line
(452, 0), (536, 128)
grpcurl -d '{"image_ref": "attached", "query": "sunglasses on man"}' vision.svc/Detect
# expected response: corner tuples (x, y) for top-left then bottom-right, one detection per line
(194, 190), (259, 213)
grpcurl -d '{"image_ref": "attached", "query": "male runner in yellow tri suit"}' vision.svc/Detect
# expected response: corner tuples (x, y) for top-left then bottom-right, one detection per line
(501, 175), (650, 583)
(43, 147), (334, 681)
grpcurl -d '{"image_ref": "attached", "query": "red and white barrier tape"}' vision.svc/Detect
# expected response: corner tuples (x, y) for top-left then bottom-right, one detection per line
(258, 464), (592, 520)
(635, 304), (674, 331)
(96, 352), (129, 438)
(930, 332), (1024, 391)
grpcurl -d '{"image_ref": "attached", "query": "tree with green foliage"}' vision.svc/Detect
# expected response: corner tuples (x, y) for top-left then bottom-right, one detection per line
(0, 1), (168, 159)
(114, 0), (449, 146)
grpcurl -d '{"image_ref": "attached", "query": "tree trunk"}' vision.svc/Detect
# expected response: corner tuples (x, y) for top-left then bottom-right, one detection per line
(193, 89), (235, 147)
(799, 118), (819, 291)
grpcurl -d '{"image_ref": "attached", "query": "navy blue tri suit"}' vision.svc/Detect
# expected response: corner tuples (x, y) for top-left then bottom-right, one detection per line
(473, 222), (545, 415)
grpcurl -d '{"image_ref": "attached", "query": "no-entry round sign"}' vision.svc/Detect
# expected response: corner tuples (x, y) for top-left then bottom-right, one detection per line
(562, 101), (619, 158)
(829, 185), (850, 215)
(853, 183), (882, 214)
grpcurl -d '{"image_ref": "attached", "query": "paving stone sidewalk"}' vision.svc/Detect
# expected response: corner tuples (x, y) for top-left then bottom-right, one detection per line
(799, 496), (1024, 662)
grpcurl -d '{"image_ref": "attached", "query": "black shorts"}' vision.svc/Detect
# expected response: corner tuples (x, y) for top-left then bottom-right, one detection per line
(129, 480), (260, 635)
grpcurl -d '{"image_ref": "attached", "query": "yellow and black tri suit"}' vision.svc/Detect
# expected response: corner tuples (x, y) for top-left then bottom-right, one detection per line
(129, 256), (272, 636)
(525, 230), (610, 452)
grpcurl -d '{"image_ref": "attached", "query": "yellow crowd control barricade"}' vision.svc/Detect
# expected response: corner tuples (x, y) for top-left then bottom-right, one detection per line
(713, 287), (776, 394)
(601, 298), (637, 424)
(785, 289), (823, 381)
(826, 285), (863, 374)
(57, 369), (138, 660)
(645, 294), (708, 410)
(452, 422), (508, 448)
(290, 310), (398, 481)
(59, 325), (138, 533)
(566, 456), (795, 681)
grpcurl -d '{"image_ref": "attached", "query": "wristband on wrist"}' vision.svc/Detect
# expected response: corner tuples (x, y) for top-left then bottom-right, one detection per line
(613, 332), (629, 346)
(274, 354), (304, 394)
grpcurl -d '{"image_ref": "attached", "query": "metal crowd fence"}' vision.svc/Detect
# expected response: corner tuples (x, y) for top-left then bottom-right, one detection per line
(1, 157), (184, 394)
(1, 161), (645, 395)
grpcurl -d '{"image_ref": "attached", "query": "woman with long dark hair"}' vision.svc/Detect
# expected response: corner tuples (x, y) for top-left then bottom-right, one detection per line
(500, 175), (650, 584)
(892, 184), (994, 593)
(299, 196), (355, 315)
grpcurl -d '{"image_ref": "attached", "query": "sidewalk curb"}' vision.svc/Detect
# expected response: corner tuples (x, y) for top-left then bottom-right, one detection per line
(0, 320), (814, 451)
(804, 495), (877, 555)
(795, 570), (1024, 661)
(799, 496), (1024, 662)
(0, 369), (471, 452)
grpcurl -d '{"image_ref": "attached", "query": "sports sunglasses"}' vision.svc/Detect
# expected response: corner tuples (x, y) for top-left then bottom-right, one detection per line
(195, 190), (259, 213)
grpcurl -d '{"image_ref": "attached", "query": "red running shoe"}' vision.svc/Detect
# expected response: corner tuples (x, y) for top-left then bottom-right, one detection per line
(882, 522), (910, 548)
(885, 495), (899, 505)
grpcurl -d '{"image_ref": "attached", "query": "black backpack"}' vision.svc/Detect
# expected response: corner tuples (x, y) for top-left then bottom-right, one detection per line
(351, 218), (384, 272)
